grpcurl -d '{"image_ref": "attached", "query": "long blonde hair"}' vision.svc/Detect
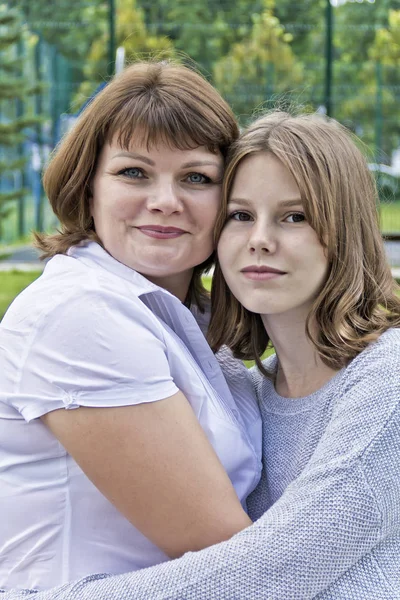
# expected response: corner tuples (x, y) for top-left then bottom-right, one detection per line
(208, 111), (400, 373)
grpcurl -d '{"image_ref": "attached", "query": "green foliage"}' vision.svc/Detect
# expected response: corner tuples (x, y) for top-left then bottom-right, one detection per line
(0, 4), (46, 243)
(8, 0), (100, 60)
(4, 0), (400, 240)
(141, 0), (259, 73)
(371, 9), (400, 64)
(214, 0), (303, 119)
(333, 6), (400, 157)
(380, 201), (400, 233)
(73, 0), (175, 105)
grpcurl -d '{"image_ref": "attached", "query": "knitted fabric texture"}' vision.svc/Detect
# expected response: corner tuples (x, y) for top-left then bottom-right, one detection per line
(1, 329), (400, 599)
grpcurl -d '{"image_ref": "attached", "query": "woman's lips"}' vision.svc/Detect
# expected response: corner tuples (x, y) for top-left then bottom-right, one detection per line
(136, 225), (187, 240)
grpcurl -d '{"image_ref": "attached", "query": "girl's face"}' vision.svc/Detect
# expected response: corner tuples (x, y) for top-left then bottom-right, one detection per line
(218, 152), (328, 321)
(91, 136), (223, 299)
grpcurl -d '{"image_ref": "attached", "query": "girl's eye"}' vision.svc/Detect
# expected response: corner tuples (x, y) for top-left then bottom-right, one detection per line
(118, 167), (145, 179)
(229, 211), (252, 222)
(285, 212), (305, 223)
(185, 173), (211, 184)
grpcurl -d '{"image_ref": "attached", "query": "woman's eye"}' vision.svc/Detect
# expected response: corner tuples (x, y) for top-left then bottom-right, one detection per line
(186, 173), (211, 184)
(229, 211), (252, 222)
(285, 212), (305, 223)
(118, 167), (145, 179)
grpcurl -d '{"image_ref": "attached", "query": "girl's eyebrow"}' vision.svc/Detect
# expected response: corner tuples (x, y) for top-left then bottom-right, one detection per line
(229, 198), (303, 207)
(278, 199), (303, 207)
(228, 198), (253, 207)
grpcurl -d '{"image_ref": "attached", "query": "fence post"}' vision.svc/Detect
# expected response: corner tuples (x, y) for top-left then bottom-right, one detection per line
(16, 38), (26, 237)
(34, 36), (44, 232)
(375, 60), (383, 163)
(108, 0), (116, 78)
(325, 0), (333, 117)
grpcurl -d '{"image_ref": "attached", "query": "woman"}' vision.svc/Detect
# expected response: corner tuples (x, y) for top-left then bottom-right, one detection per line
(5, 110), (399, 599)
(0, 61), (262, 590)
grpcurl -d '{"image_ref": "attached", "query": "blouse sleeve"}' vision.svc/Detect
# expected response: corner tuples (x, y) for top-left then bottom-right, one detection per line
(8, 288), (179, 422)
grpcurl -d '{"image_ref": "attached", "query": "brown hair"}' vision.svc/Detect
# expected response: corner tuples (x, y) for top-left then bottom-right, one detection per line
(208, 111), (400, 373)
(36, 60), (239, 308)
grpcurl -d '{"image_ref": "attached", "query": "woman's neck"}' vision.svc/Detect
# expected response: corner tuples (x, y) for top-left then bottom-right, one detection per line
(142, 269), (193, 302)
(262, 311), (340, 399)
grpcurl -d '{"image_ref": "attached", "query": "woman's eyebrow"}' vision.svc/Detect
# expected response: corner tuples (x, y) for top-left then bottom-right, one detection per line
(112, 151), (155, 166)
(181, 160), (223, 170)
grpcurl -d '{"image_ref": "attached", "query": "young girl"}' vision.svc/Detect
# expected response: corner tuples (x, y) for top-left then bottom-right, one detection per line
(210, 110), (400, 597)
(2, 112), (399, 598)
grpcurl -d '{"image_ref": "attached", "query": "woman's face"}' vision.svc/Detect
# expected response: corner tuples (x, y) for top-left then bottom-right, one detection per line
(218, 151), (328, 321)
(91, 136), (223, 298)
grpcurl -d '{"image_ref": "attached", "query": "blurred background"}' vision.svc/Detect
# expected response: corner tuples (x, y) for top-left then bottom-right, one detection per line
(1, 0), (400, 247)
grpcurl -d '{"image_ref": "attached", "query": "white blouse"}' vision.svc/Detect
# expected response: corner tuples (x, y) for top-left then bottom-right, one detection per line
(0, 242), (262, 590)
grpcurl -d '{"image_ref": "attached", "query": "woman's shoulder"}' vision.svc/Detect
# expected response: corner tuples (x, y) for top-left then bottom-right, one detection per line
(2, 253), (164, 350)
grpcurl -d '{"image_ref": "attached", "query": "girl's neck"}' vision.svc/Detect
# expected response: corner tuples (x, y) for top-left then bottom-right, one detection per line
(262, 312), (340, 399)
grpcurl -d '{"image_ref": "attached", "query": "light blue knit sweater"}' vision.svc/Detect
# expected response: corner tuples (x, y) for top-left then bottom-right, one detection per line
(2, 328), (400, 599)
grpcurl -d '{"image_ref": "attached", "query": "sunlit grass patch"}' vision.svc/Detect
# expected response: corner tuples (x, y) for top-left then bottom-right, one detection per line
(380, 202), (400, 233)
(202, 276), (212, 291)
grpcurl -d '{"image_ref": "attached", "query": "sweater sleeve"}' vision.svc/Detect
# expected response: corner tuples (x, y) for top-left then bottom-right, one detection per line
(1, 334), (399, 599)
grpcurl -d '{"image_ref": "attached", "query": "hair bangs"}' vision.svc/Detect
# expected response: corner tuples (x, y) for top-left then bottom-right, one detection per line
(105, 93), (221, 154)
(267, 128), (336, 249)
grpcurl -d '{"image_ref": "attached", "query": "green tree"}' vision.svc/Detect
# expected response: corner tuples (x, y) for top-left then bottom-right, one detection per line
(335, 6), (400, 159)
(371, 8), (400, 63)
(213, 0), (303, 120)
(0, 5), (41, 235)
(274, 0), (325, 57)
(8, 0), (102, 60)
(75, 0), (175, 103)
(140, 0), (277, 78)
(162, 0), (256, 73)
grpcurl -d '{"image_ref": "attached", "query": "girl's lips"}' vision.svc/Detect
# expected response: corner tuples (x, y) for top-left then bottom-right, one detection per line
(242, 271), (285, 281)
(241, 266), (286, 281)
(136, 226), (187, 240)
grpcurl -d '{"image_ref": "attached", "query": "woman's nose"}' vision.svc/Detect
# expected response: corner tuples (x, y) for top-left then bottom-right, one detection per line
(146, 183), (183, 215)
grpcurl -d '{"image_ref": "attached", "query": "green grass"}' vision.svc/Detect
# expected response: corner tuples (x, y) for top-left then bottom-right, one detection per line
(0, 271), (41, 320)
(202, 276), (212, 291)
(380, 202), (400, 233)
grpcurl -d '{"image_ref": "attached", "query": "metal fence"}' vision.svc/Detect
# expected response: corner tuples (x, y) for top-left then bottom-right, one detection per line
(1, 0), (400, 244)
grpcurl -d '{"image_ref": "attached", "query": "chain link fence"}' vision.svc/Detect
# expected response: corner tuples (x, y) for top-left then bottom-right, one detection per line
(1, 0), (400, 244)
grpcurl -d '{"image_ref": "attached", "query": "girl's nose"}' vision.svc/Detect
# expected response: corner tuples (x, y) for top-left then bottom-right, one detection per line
(247, 223), (277, 254)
